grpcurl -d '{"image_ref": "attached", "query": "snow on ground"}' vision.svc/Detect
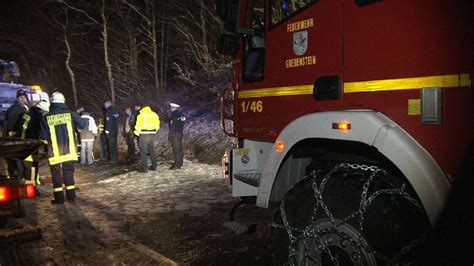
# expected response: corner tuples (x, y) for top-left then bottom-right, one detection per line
(79, 160), (233, 218)
(11, 158), (274, 265)
(1, 108), (272, 265)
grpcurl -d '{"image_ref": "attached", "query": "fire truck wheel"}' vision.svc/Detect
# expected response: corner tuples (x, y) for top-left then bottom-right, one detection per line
(272, 163), (430, 265)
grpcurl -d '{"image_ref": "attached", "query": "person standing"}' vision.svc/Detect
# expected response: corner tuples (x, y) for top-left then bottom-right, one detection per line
(97, 117), (107, 161)
(130, 104), (142, 156)
(5, 89), (29, 177)
(24, 99), (49, 187)
(79, 111), (98, 165)
(104, 101), (119, 163)
(168, 103), (186, 170)
(133, 105), (160, 173)
(40, 92), (85, 204)
(123, 107), (135, 161)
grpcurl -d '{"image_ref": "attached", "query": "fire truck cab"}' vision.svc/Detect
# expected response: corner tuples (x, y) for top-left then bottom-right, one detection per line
(217, 0), (472, 264)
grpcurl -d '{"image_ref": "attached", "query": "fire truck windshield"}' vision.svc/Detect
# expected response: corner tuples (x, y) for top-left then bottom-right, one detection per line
(270, 0), (319, 26)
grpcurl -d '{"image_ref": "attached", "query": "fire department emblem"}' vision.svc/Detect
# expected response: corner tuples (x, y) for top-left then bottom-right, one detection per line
(293, 30), (308, 56)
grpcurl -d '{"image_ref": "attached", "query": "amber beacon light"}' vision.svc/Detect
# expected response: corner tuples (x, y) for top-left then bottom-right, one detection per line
(332, 122), (351, 130)
(275, 141), (285, 152)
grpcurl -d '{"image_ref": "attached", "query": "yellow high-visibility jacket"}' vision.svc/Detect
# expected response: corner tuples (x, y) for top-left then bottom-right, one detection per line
(133, 106), (160, 136)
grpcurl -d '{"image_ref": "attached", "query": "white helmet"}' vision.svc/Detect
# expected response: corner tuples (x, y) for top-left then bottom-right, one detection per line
(36, 100), (50, 112)
(51, 92), (65, 103)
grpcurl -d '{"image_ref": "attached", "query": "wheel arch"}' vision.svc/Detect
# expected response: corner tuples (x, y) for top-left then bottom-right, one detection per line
(256, 111), (450, 225)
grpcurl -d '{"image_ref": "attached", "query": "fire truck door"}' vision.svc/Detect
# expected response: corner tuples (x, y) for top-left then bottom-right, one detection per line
(265, 0), (344, 111)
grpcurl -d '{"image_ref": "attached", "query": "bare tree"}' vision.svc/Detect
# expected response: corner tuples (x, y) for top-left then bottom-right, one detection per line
(62, 8), (79, 108)
(102, 0), (115, 102)
(168, 0), (229, 86)
(121, 0), (163, 101)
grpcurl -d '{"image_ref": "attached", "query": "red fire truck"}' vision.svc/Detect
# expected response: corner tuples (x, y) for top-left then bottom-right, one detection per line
(217, 0), (472, 264)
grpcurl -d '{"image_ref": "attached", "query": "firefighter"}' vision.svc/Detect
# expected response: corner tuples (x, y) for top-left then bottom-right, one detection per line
(5, 89), (29, 177)
(133, 105), (160, 173)
(24, 100), (49, 188)
(168, 103), (186, 170)
(40, 92), (85, 204)
(104, 101), (119, 163)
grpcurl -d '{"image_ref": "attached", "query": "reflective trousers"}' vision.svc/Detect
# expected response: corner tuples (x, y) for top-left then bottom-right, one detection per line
(50, 161), (75, 203)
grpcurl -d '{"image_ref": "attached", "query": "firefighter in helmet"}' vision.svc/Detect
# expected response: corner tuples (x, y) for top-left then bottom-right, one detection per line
(40, 92), (86, 204)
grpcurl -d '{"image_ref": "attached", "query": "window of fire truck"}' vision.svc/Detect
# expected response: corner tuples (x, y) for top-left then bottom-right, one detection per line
(242, 0), (266, 82)
(270, 0), (319, 27)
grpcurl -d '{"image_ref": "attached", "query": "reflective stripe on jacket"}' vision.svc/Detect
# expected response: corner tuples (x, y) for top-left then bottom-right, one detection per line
(134, 106), (160, 136)
(40, 103), (86, 165)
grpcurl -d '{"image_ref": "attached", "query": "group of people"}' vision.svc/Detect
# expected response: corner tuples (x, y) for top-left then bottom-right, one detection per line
(3, 89), (186, 204)
(124, 101), (186, 172)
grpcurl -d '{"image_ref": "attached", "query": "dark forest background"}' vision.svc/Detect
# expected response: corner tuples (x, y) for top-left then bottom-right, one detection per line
(0, 0), (231, 115)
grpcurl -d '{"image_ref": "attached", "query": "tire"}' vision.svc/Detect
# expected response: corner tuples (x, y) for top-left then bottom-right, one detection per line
(272, 162), (430, 265)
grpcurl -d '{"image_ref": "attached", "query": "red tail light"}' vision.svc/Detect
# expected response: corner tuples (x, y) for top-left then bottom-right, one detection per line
(0, 186), (12, 203)
(26, 184), (36, 198)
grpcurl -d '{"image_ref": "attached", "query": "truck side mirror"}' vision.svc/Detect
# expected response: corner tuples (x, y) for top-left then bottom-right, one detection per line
(217, 33), (240, 56)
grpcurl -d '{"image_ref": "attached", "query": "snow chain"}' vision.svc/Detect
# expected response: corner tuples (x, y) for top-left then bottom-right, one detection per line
(273, 163), (427, 265)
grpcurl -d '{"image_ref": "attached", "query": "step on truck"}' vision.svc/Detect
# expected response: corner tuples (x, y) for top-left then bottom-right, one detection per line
(216, 0), (472, 264)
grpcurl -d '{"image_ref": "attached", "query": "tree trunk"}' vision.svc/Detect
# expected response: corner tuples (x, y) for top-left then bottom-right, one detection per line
(102, 0), (115, 102)
(63, 11), (78, 108)
(160, 4), (165, 96)
(151, 1), (160, 100)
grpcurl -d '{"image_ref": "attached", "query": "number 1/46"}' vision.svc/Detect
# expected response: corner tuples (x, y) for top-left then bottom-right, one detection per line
(241, 100), (263, 113)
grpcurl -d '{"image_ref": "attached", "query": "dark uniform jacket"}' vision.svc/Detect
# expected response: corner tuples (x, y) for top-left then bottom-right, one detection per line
(130, 110), (139, 129)
(6, 101), (28, 137)
(25, 105), (44, 139)
(105, 105), (119, 137)
(40, 103), (86, 165)
(169, 110), (185, 134)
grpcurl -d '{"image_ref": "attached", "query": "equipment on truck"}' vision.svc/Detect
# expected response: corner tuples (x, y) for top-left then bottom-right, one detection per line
(0, 60), (48, 124)
(216, 0), (472, 264)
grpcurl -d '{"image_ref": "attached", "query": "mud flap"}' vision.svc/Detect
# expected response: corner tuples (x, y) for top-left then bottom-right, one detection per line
(223, 196), (257, 235)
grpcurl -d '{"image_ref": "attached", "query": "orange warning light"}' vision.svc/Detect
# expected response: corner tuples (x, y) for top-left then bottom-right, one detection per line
(276, 141), (285, 153)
